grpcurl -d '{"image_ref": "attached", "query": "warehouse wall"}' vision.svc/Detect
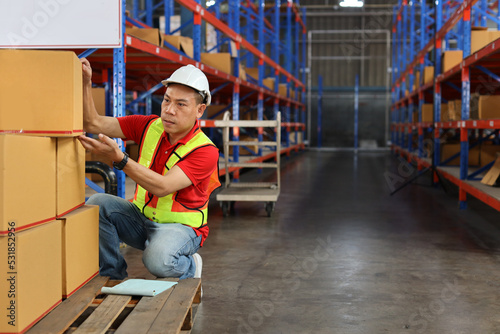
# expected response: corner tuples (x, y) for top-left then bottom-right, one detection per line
(305, 1), (395, 148)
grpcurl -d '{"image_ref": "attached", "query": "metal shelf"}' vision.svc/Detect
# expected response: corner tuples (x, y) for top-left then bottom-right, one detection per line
(77, 0), (307, 197)
(390, 0), (500, 211)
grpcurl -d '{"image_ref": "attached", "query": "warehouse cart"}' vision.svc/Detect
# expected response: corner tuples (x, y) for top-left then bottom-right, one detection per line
(215, 111), (281, 217)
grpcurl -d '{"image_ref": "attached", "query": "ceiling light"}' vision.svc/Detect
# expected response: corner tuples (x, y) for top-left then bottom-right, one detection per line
(339, 0), (364, 7)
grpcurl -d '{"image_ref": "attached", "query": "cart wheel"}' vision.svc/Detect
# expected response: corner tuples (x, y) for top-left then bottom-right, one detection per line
(222, 202), (230, 217)
(265, 202), (274, 217)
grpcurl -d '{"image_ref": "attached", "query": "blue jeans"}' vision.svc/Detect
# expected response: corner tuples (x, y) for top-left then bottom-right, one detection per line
(87, 193), (202, 280)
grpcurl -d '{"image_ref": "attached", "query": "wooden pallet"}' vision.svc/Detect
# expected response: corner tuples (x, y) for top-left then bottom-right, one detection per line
(27, 276), (202, 334)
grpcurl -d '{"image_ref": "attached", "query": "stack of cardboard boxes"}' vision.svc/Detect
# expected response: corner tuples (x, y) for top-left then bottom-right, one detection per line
(0, 50), (99, 334)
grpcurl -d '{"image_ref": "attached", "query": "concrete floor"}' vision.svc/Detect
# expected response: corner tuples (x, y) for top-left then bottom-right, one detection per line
(120, 150), (500, 334)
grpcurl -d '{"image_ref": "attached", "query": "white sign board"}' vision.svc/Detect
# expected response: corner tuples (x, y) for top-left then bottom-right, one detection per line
(0, 0), (122, 49)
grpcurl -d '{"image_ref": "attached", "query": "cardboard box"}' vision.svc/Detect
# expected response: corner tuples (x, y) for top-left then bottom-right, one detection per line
(126, 27), (160, 46)
(440, 103), (449, 122)
(423, 66), (434, 84)
(0, 220), (62, 333)
(0, 135), (56, 234)
(442, 50), (463, 73)
(289, 131), (303, 144)
(448, 100), (462, 121)
(414, 70), (421, 88)
(246, 67), (260, 81)
(201, 52), (232, 75)
(59, 205), (99, 298)
(480, 143), (500, 168)
(0, 50), (83, 136)
(92, 87), (107, 117)
(440, 143), (480, 166)
(471, 28), (500, 54)
(206, 104), (229, 120)
(229, 135), (259, 156)
(477, 95), (500, 119)
(126, 141), (140, 162)
(422, 104), (434, 122)
(161, 34), (194, 58)
(263, 77), (276, 91)
(57, 138), (85, 217)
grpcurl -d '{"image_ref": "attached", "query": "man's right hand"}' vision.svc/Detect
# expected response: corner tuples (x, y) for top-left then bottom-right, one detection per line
(81, 57), (92, 86)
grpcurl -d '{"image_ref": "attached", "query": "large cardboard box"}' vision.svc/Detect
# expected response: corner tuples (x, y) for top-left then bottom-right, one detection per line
(201, 52), (232, 75)
(480, 143), (500, 168)
(162, 34), (194, 58)
(0, 50), (83, 136)
(422, 104), (434, 122)
(0, 135), (56, 234)
(423, 66), (434, 84)
(229, 135), (259, 156)
(471, 29), (500, 54)
(0, 220), (62, 333)
(57, 138), (85, 217)
(441, 143), (480, 166)
(442, 50), (463, 73)
(477, 95), (500, 119)
(59, 205), (99, 298)
(126, 27), (160, 46)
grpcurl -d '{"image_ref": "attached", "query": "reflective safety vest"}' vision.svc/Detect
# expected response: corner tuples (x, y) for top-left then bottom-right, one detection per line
(132, 118), (220, 228)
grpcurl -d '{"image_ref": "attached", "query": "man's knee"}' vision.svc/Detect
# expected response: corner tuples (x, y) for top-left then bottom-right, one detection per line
(142, 245), (181, 278)
(86, 193), (108, 206)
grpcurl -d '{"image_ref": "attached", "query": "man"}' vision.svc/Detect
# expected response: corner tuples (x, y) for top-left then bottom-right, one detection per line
(78, 58), (220, 281)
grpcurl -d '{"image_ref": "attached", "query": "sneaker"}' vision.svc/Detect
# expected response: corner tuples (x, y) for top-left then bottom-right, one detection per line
(192, 253), (203, 298)
(192, 253), (203, 278)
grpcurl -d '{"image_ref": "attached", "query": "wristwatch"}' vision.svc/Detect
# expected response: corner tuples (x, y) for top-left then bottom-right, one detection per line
(113, 152), (129, 170)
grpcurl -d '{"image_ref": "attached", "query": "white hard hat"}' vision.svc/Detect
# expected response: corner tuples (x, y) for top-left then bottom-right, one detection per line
(161, 64), (211, 106)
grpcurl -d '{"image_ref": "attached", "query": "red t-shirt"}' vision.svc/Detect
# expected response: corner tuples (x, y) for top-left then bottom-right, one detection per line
(117, 115), (219, 246)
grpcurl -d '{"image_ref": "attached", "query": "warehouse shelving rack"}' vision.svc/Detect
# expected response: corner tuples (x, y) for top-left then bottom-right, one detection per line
(79, 0), (306, 198)
(390, 0), (500, 211)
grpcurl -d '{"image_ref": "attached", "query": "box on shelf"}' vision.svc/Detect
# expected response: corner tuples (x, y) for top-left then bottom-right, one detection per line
(59, 205), (99, 298)
(206, 104), (229, 120)
(477, 95), (500, 119)
(440, 143), (480, 166)
(448, 100), (462, 121)
(423, 66), (434, 84)
(126, 27), (161, 46)
(442, 50), (463, 73)
(92, 87), (107, 117)
(126, 141), (140, 162)
(0, 135), (56, 234)
(413, 70), (421, 89)
(422, 103), (434, 122)
(0, 220), (62, 333)
(161, 34), (194, 58)
(246, 67), (260, 81)
(480, 143), (500, 168)
(289, 131), (303, 144)
(0, 50), (83, 136)
(440, 103), (450, 122)
(201, 52), (232, 75)
(229, 135), (259, 156)
(471, 27), (500, 54)
(263, 77), (276, 91)
(57, 138), (85, 217)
